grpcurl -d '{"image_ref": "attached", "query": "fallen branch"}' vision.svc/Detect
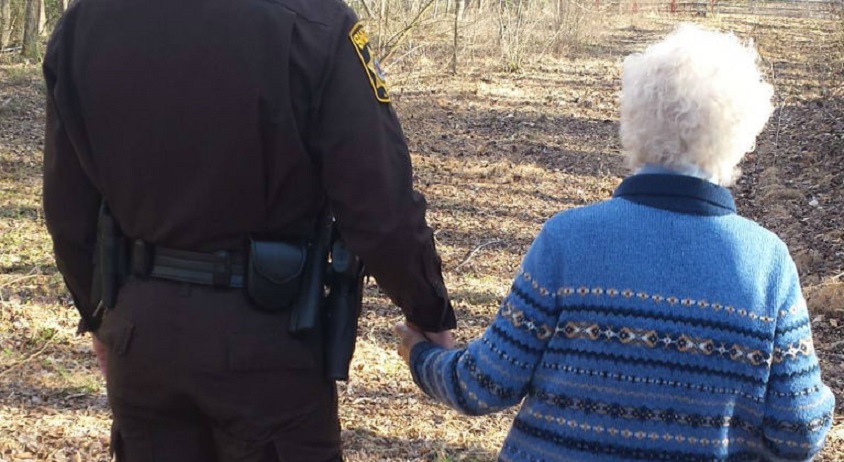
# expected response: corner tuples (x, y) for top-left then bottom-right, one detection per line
(0, 268), (42, 289)
(0, 332), (59, 378)
(774, 96), (788, 148)
(455, 239), (504, 272)
(827, 339), (844, 350)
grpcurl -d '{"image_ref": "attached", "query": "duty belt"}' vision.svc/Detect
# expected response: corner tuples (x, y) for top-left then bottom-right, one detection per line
(130, 240), (245, 289)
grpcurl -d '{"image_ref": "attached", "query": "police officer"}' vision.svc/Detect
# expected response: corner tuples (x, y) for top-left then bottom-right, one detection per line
(42, 0), (456, 460)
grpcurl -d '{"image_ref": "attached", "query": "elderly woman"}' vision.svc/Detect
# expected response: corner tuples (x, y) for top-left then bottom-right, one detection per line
(395, 24), (834, 461)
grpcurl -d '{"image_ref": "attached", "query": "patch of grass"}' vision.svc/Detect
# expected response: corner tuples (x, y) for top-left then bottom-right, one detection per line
(0, 94), (29, 119)
(22, 326), (57, 350)
(451, 274), (509, 308)
(3, 64), (40, 86)
(806, 277), (844, 316)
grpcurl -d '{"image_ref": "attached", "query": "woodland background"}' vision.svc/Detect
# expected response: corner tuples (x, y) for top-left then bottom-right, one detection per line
(1, 0), (843, 460)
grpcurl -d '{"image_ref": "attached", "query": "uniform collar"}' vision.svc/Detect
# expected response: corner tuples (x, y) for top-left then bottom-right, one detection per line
(612, 174), (737, 216)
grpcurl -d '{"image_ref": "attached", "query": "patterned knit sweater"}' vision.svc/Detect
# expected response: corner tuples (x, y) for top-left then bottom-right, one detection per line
(410, 174), (835, 462)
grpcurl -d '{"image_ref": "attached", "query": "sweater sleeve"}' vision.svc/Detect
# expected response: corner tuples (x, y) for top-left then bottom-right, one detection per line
(409, 224), (560, 415)
(760, 257), (834, 461)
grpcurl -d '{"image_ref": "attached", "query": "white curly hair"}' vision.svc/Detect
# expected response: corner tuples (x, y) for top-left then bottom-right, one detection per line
(620, 23), (775, 186)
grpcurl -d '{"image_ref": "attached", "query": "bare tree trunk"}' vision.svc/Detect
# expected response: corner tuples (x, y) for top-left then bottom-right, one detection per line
(22, 0), (42, 58)
(555, 0), (562, 28)
(0, 0), (10, 50)
(45, 0), (65, 33)
(451, 0), (463, 74)
(377, 0), (386, 53)
(39, 0), (46, 34)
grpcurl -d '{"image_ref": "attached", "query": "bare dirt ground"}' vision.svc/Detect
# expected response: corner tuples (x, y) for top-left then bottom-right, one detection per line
(0, 13), (841, 462)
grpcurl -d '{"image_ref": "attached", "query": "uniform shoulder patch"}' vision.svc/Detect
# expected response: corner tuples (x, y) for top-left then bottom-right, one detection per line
(348, 22), (390, 104)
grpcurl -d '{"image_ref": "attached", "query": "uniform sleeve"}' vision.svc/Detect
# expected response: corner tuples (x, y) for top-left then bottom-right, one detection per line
(409, 225), (560, 415)
(308, 15), (455, 332)
(42, 31), (103, 333)
(761, 258), (834, 461)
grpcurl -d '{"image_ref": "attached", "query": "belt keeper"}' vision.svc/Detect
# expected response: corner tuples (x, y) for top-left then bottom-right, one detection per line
(212, 250), (232, 288)
(131, 240), (153, 277)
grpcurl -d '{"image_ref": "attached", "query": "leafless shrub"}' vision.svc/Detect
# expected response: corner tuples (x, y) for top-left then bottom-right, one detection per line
(347, 0), (604, 74)
(478, 0), (605, 70)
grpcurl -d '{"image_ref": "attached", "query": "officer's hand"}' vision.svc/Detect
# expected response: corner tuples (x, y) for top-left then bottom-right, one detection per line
(91, 334), (108, 377)
(394, 322), (454, 364)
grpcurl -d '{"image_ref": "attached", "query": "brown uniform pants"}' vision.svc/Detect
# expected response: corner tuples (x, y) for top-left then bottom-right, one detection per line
(97, 279), (342, 462)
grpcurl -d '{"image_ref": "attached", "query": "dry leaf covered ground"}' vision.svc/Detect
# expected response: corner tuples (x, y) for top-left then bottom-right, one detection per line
(1, 13), (842, 462)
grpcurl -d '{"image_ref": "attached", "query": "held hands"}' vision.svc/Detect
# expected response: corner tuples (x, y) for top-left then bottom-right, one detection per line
(394, 322), (454, 364)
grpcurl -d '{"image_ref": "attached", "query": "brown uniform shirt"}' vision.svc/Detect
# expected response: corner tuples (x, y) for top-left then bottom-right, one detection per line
(43, 0), (455, 332)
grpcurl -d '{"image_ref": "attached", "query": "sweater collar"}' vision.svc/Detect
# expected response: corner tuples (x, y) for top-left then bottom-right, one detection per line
(612, 174), (737, 216)
(635, 163), (714, 181)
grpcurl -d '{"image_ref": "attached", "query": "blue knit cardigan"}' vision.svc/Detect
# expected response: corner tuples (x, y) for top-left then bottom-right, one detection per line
(410, 174), (835, 462)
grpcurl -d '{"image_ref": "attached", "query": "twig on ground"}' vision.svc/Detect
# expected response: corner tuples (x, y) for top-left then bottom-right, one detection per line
(828, 339), (844, 350)
(455, 240), (504, 272)
(774, 96), (788, 149)
(0, 268), (41, 289)
(764, 59), (788, 153)
(0, 332), (59, 378)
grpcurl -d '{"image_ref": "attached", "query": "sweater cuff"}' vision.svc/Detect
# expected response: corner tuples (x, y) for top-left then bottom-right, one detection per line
(409, 341), (440, 393)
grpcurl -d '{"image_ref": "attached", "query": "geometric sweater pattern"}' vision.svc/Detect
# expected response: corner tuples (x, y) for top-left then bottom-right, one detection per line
(410, 174), (835, 462)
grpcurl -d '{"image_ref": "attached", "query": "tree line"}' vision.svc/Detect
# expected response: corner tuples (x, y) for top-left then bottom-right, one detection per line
(346, 0), (597, 73)
(0, 0), (598, 71)
(0, 0), (68, 58)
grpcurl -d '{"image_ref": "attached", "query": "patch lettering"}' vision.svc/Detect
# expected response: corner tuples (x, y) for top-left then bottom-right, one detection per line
(349, 22), (390, 103)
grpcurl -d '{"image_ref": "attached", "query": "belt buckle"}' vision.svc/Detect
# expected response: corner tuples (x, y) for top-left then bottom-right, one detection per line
(212, 250), (232, 288)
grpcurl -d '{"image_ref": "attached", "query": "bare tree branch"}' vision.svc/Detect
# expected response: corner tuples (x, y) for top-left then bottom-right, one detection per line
(382, 0), (438, 64)
(358, 0), (376, 19)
